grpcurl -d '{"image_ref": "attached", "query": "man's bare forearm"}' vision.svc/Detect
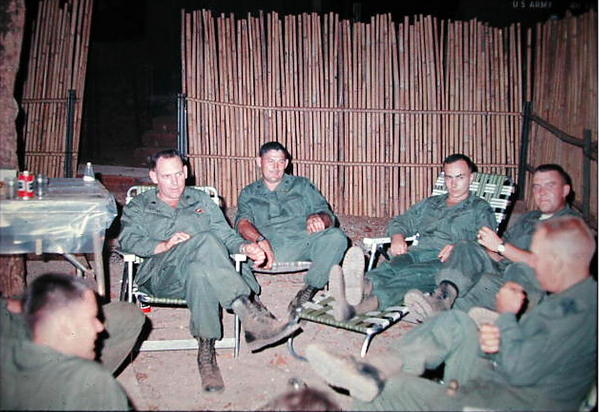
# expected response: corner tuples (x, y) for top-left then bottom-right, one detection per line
(237, 218), (265, 242)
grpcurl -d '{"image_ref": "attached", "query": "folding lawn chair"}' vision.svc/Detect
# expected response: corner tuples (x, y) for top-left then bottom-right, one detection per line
(119, 185), (242, 357)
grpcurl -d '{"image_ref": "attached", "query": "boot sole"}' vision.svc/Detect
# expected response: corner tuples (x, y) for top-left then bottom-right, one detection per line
(342, 246), (365, 306)
(403, 289), (434, 322)
(329, 265), (353, 321)
(305, 344), (382, 402)
(246, 321), (301, 352)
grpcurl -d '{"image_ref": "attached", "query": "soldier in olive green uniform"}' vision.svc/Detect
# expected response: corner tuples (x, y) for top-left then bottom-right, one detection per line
(236, 142), (349, 315)
(307, 216), (597, 412)
(1, 274), (141, 411)
(329, 154), (496, 320)
(119, 149), (299, 393)
(367, 187), (497, 309)
(406, 164), (580, 320)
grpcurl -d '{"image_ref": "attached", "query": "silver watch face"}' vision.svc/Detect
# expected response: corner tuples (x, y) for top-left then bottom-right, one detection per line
(498, 244), (506, 254)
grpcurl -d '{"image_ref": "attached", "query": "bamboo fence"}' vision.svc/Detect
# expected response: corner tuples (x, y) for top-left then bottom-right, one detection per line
(182, 10), (523, 217)
(525, 11), (598, 222)
(21, 0), (93, 178)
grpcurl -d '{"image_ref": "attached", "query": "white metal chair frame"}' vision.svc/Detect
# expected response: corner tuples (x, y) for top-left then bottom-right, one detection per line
(120, 185), (242, 357)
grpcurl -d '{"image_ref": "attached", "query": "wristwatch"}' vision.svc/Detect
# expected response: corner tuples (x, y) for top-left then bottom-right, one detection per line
(256, 235), (266, 243)
(497, 242), (506, 256)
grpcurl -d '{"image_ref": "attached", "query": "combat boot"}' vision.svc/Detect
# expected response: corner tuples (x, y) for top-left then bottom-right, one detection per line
(287, 285), (318, 316)
(197, 337), (225, 393)
(231, 295), (300, 352)
(404, 281), (458, 323)
(252, 294), (278, 320)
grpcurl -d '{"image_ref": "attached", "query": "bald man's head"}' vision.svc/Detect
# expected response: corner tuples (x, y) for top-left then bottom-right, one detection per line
(531, 216), (595, 293)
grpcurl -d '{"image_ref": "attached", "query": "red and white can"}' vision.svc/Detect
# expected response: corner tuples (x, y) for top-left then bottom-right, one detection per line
(17, 171), (34, 199)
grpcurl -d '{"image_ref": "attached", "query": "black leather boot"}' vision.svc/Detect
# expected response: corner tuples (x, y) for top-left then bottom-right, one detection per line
(287, 285), (318, 315)
(197, 337), (225, 393)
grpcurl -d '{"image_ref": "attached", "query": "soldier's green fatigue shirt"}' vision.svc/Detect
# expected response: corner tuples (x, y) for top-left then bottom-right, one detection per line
(367, 192), (496, 309)
(0, 338), (131, 410)
(119, 187), (259, 339)
(354, 277), (597, 411)
(0, 299), (144, 410)
(235, 174), (349, 289)
(439, 205), (581, 312)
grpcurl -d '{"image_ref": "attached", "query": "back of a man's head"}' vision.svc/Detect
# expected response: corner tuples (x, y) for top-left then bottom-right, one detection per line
(23, 273), (91, 332)
(148, 149), (183, 171)
(259, 141), (289, 158)
(442, 153), (477, 173)
(538, 216), (595, 268)
(260, 387), (339, 411)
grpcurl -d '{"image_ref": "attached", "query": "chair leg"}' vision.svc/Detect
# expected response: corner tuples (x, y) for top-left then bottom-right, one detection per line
(234, 314), (241, 358)
(119, 261), (130, 302)
(287, 335), (307, 362)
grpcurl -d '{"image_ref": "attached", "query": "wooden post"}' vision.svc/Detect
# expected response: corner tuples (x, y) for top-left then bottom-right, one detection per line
(0, 0), (27, 298)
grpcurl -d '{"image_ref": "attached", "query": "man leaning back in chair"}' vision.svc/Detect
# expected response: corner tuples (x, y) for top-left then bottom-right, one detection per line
(330, 154), (497, 321)
(119, 149), (300, 393)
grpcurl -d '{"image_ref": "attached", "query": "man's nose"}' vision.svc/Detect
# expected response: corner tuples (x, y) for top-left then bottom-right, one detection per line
(96, 319), (105, 333)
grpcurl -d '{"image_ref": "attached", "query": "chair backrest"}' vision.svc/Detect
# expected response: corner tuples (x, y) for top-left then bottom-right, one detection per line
(125, 185), (220, 206)
(431, 172), (515, 227)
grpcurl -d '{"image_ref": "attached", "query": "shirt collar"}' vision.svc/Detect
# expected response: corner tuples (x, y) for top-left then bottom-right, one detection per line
(256, 174), (293, 195)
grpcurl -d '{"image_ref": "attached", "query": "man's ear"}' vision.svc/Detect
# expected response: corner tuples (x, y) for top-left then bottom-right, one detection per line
(55, 311), (75, 341)
(183, 165), (188, 179)
(255, 157), (262, 168)
(149, 170), (158, 184)
(469, 172), (475, 185)
(562, 184), (571, 199)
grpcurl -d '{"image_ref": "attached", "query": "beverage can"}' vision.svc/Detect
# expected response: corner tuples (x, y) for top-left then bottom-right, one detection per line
(18, 171), (34, 199)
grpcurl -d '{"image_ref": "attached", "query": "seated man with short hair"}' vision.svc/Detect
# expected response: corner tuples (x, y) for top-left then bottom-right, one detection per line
(330, 154), (496, 320)
(307, 216), (597, 411)
(236, 142), (350, 316)
(1, 273), (145, 410)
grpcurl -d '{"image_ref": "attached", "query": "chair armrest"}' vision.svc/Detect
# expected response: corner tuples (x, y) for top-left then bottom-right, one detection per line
(362, 237), (392, 248)
(362, 235), (418, 271)
(231, 254), (247, 272)
(362, 235), (417, 249)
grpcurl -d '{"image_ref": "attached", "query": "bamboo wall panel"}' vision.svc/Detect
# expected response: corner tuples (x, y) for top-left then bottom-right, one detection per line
(182, 10), (523, 217)
(526, 11), (597, 224)
(21, 0), (93, 178)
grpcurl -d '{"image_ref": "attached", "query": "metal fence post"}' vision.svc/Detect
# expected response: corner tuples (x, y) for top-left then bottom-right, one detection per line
(177, 93), (188, 159)
(64, 89), (76, 177)
(517, 101), (533, 200)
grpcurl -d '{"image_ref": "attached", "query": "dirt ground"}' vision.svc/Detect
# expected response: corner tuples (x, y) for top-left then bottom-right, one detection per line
(24, 211), (418, 411)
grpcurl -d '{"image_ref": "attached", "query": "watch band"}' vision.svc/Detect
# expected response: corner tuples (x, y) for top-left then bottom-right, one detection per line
(256, 235), (266, 243)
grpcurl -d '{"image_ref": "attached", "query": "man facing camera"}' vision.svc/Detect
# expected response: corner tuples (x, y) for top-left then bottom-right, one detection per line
(236, 141), (350, 316)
